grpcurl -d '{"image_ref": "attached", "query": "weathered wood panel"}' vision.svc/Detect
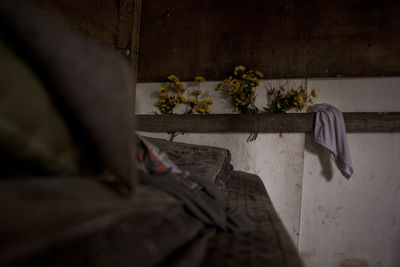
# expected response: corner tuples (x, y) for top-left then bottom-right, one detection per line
(135, 113), (400, 133)
(28, 0), (141, 100)
(28, 0), (119, 47)
(138, 0), (400, 82)
(116, 0), (142, 66)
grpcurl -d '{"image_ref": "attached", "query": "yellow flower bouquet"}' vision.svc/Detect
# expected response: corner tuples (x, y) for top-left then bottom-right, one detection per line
(263, 83), (318, 113)
(153, 74), (213, 141)
(215, 65), (263, 114)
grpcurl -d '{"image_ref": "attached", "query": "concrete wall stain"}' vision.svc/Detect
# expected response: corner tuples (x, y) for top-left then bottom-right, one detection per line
(340, 258), (369, 267)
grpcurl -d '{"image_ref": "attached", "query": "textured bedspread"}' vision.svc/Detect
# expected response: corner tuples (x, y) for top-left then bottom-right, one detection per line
(201, 171), (303, 267)
(0, 171), (303, 267)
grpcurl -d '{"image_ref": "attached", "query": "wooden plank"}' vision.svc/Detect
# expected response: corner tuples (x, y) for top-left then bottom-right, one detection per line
(116, 0), (141, 108)
(28, 0), (140, 111)
(343, 113), (400, 132)
(135, 113), (400, 133)
(117, 0), (141, 66)
(130, 0), (142, 66)
(28, 0), (119, 48)
(117, 0), (135, 50)
(138, 0), (400, 82)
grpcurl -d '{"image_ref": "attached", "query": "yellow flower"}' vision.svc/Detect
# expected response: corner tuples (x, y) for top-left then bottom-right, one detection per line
(204, 98), (213, 105)
(158, 87), (167, 94)
(234, 65), (246, 75)
(152, 109), (157, 113)
(179, 94), (187, 103)
(194, 76), (205, 82)
(206, 107), (211, 113)
(189, 98), (199, 105)
(297, 95), (304, 104)
(192, 90), (202, 96)
(168, 75), (179, 82)
(255, 70), (264, 78)
(311, 88), (318, 98)
(173, 98), (180, 105)
(242, 74), (251, 80)
(176, 81), (185, 91)
(232, 79), (239, 86)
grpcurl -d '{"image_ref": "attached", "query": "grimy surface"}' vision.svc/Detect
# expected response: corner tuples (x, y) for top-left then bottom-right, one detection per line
(135, 113), (400, 133)
(138, 0), (400, 82)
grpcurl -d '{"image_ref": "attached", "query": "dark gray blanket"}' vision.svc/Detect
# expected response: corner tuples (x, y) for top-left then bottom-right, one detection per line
(0, 176), (203, 267)
(139, 171), (254, 233)
(200, 171), (304, 267)
(0, 172), (303, 267)
(143, 137), (233, 195)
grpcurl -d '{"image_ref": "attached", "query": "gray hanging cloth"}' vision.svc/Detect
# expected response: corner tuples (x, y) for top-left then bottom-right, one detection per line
(313, 104), (354, 178)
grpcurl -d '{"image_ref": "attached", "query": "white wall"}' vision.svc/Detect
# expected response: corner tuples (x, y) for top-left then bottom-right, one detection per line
(135, 77), (400, 267)
(299, 78), (400, 267)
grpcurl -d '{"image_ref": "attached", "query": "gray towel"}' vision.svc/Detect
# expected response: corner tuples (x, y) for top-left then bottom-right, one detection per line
(313, 104), (353, 178)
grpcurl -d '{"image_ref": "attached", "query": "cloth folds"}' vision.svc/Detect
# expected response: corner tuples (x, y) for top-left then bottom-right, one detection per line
(0, 0), (135, 188)
(139, 171), (254, 233)
(313, 104), (353, 178)
(135, 135), (254, 233)
(135, 134), (224, 200)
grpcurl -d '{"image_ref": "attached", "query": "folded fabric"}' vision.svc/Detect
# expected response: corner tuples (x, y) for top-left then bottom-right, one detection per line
(313, 104), (353, 178)
(0, 39), (81, 176)
(134, 135), (254, 233)
(135, 134), (224, 200)
(136, 134), (187, 176)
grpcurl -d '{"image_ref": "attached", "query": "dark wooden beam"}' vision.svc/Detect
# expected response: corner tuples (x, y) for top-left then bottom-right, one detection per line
(138, 0), (400, 82)
(135, 113), (400, 133)
(28, 0), (119, 48)
(116, 0), (142, 66)
(116, 0), (142, 107)
(29, 0), (142, 67)
(27, 0), (141, 108)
